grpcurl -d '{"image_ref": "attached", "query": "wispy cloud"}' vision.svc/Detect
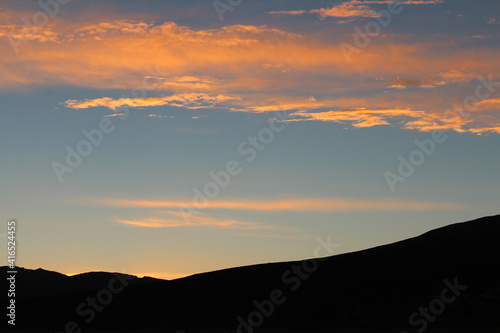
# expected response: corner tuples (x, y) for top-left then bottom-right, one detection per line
(468, 126), (500, 135)
(267, 0), (443, 18)
(0, 24), (61, 43)
(74, 21), (153, 37)
(286, 107), (480, 133)
(478, 98), (500, 108)
(103, 113), (125, 118)
(310, 2), (382, 18)
(266, 10), (307, 16)
(63, 93), (239, 110)
(115, 210), (299, 234)
(106, 197), (463, 235)
(157, 76), (220, 91)
(386, 70), (476, 89)
(268, 2), (381, 18)
(101, 197), (464, 212)
(288, 108), (427, 128)
(148, 114), (174, 119)
(116, 211), (258, 229)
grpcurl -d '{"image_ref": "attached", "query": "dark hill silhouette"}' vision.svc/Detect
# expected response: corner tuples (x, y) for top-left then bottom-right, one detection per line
(1, 267), (158, 299)
(2, 215), (500, 332)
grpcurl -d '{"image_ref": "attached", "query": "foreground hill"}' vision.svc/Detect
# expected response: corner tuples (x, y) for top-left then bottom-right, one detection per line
(2, 215), (500, 332)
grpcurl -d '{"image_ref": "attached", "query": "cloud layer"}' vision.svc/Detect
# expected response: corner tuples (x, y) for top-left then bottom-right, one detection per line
(1, 2), (499, 134)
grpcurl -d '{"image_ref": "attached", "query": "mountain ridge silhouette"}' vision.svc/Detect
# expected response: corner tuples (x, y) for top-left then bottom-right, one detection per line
(2, 214), (499, 332)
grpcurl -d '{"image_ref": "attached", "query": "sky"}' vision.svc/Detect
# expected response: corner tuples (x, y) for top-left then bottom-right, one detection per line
(0, 0), (499, 280)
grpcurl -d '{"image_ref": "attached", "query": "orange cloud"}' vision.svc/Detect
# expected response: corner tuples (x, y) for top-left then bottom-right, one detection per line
(105, 197), (462, 235)
(289, 108), (428, 128)
(74, 21), (153, 37)
(0, 24), (60, 43)
(310, 2), (381, 18)
(404, 116), (472, 133)
(388, 84), (407, 89)
(478, 98), (500, 108)
(1, 7), (499, 134)
(0, 20), (307, 91)
(1, 18), (496, 95)
(158, 76), (220, 91)
(244, 101), (327, 113)
(115, 210), (298, 233)
(287, 107), (486, 133)
(116, 215), (251, 229)
(269, 0), (443, 18)
(63, 93), (239, 110)
(101, 197), (464, 212)
(468, 126), (500, 135)
(103, 113), (125, 118)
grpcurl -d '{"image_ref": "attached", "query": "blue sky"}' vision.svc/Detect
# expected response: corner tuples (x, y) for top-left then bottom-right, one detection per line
(0, 0), (499, 279)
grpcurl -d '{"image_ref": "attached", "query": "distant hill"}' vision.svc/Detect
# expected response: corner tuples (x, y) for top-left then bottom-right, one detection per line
(2, 215), (500, 332)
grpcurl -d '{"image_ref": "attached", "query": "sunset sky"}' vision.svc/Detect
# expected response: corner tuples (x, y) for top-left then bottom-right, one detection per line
(1, 0), (499, 280)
